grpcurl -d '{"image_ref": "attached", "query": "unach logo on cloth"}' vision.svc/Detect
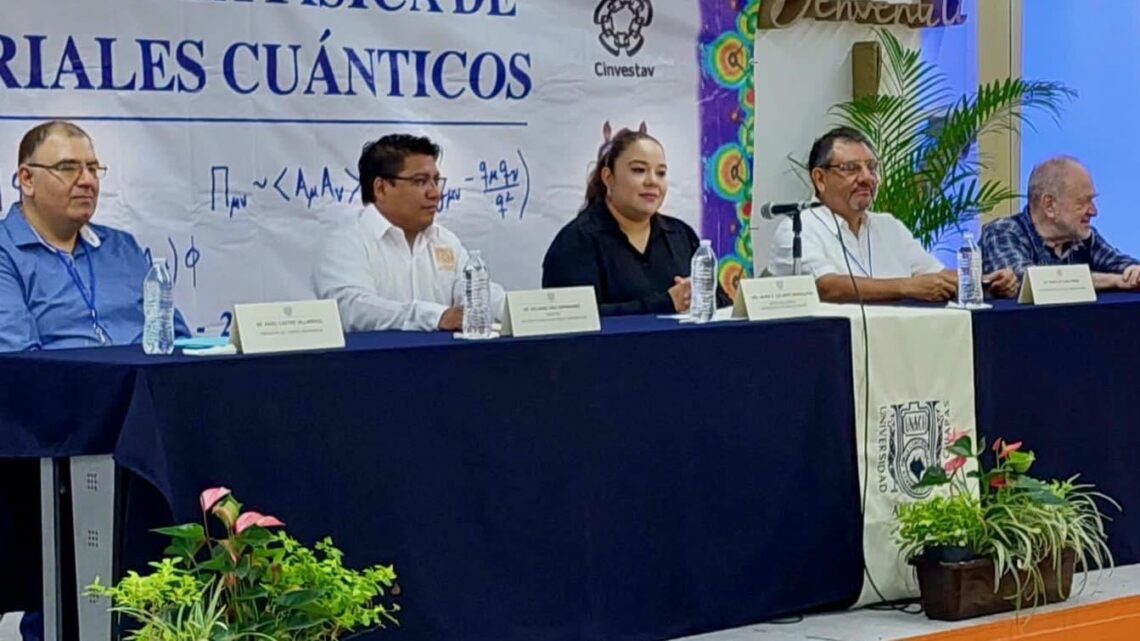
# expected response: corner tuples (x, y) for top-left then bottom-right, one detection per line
(594, 0), (654, 57)
(877, 400), (950, 499)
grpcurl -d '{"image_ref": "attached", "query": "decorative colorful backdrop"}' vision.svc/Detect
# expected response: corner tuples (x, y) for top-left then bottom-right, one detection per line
(700, 0), (758, 300)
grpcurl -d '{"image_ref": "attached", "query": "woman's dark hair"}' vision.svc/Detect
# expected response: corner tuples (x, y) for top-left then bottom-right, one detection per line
(581, 127), (661, 212)
(358, 134), (441, 204)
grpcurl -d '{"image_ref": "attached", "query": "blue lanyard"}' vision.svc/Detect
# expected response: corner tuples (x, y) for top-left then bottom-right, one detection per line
(51, 246), (111, 345)
(816, 210), (873, 277)
(843, 231), (873, 277)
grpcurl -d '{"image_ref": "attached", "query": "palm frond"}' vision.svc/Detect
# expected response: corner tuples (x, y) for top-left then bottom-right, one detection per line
(821, 28), (1073, 248)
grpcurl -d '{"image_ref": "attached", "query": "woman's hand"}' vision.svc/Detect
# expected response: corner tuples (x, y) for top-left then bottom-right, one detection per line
(668, 276), (692, 312)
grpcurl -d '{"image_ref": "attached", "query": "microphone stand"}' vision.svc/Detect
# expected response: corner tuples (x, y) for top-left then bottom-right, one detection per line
(792, 210), (803, 276)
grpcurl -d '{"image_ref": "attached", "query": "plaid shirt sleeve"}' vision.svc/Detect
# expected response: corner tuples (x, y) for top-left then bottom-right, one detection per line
(980, 218), (1035, 279)
(1089, 230), (1140, 274)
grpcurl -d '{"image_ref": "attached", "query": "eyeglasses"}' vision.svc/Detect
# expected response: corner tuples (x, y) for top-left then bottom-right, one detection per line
(26, 161), (108, 182)
(384, 174), (447, 191)
(823, 160), (879, 177)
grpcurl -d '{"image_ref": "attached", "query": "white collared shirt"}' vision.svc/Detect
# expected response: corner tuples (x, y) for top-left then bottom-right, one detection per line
(768, 206), (945, 279)
(313, 204), (506, 332)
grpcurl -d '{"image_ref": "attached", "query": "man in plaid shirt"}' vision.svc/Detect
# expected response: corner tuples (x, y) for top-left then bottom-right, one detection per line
(981, 156), (1140, 294)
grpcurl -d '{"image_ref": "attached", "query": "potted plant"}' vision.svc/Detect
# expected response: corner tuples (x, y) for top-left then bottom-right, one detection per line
(895, 433), (1118, 621)
(89, 487), (400, 641)
(819, 29), (1074, 248)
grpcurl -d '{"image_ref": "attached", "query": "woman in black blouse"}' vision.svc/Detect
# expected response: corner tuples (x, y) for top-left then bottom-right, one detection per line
(542, 127), (723, 316)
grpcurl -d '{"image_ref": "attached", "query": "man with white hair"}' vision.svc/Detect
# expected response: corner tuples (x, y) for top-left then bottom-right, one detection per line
(981, 156), (1140, 293)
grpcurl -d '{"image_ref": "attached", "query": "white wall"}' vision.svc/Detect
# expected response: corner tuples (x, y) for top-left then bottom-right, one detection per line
(750, 21), (919, 274)
(1022, 1), (1140, 259)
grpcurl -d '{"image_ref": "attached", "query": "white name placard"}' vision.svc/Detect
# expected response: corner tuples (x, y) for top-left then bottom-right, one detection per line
(501, 286), (601, 338)
(732, 276), (821, 320)
(231, 300), (346, 355)
(1018, 265), (1096, 306)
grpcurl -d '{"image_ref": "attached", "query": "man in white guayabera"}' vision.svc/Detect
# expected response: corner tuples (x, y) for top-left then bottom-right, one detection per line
(313, 134), (505, 332)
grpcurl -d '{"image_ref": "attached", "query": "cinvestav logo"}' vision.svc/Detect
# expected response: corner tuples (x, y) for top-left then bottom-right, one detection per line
(593, 0), (654, 57)
(591, 0), (657, 79)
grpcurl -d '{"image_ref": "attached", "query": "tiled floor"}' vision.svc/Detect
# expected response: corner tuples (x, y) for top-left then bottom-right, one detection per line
(672, 564), (1140, 641)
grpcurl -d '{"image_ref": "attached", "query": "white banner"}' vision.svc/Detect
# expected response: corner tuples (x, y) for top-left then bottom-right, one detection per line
(826, 305), (978, 605)
(0, 0), (702, 335)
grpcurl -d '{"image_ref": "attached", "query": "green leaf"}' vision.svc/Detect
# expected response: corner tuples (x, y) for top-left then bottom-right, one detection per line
(298, 603), (335, 619)
(916, 465), (950, 487)
(239, 527), (273, 547)
(1007, 450), (1036, 474)
(282, 613), (326, 631)
(278, 588), (322, 608)
(153, 524), (206, 541)
(234, 554), (253, 580)
(235, 586), (269, 601)
(197, 555), (233, 572)
(947, 442), (974, 458)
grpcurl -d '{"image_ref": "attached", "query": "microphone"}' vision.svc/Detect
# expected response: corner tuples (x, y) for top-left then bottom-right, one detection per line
(758, 200), (820, 219)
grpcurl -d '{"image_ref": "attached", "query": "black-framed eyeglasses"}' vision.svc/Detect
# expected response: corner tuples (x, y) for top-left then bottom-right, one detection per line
(383, 174), (446, 191)
(823, 160), (879, 176)
(25, 161), (108, 182)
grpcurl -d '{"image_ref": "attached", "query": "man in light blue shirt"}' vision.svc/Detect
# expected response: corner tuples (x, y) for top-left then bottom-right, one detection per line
(0, 121), (188, 351)
(1, 121), (191, 641)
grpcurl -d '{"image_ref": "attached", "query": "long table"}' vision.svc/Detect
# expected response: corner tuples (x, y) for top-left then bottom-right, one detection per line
(1, 315), (864, 641)
(973, 293), (1140, 567)
(8, 296), (1140, 641)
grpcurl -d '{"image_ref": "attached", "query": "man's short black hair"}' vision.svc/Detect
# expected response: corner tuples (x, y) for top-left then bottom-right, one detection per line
(358, 134), (441, 204)
(18, 120), (91, 166)
(808, 126), (874, 172)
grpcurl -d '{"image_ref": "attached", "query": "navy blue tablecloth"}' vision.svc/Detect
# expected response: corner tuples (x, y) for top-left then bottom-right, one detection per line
(973, 293), (1140, 566)
(1, 315), (864, 640)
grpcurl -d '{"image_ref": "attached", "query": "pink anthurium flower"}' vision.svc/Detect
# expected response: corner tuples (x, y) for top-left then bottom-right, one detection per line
(199, 487), (232, 514)
(944, 456), (967, 475)
(999, 441), (1023, 459)
(992, 438), (1004, 453)
(235, 511), (286, 534)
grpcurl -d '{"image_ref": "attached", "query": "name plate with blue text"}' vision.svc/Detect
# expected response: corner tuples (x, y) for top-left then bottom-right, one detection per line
(1018, 265), (1096, 306)
(732, 276), (821, 320)
(501, 287), (601, 338)
(231, 300), (345, 355)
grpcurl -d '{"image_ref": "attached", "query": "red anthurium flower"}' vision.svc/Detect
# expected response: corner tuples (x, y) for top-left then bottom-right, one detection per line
(235, 511), (286, 534)
(945, 456), (967, 474)
(999, 441), (1023, 459)
(199, 487), (232, 514)
(990, 476), (1008, 489)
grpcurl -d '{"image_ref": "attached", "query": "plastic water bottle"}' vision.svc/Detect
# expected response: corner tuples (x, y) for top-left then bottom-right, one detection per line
(690, 240), (717, 323)
(142, 258), (175, 355)
(957, 232), (984, 308)
(462, 250), (492, 338)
